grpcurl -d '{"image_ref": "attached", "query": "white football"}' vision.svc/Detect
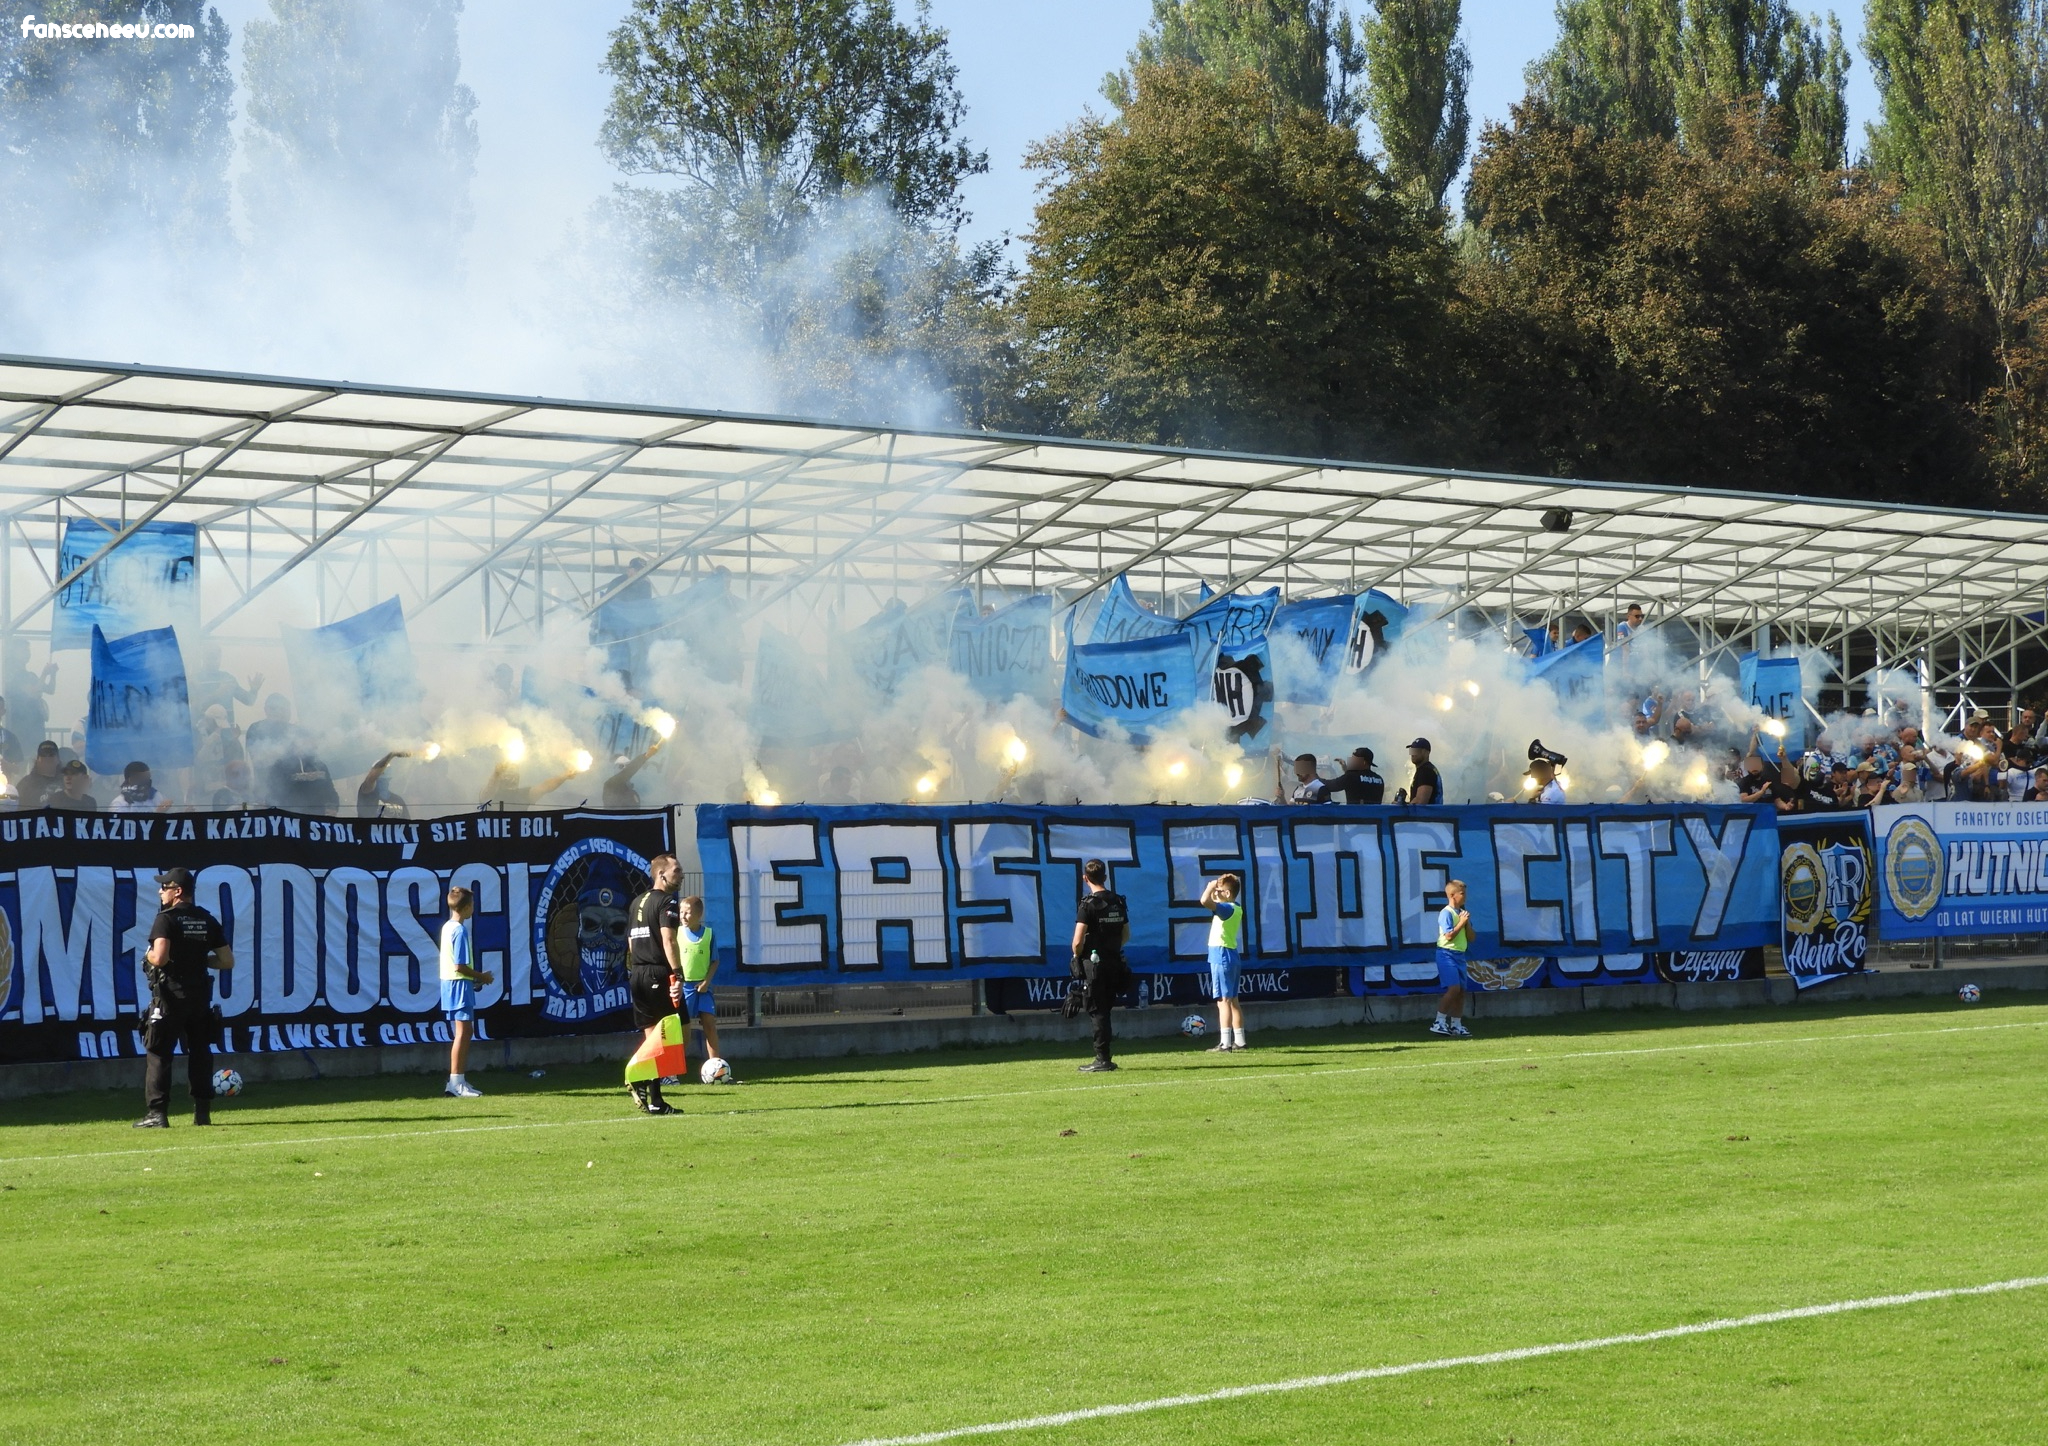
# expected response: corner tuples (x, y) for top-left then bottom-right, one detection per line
(1957, 983), (1983, 1004)
(700, 1056), (734, 1085)
(211, 1068), (243, 1098)
(1181, 1014), (1208, 1037)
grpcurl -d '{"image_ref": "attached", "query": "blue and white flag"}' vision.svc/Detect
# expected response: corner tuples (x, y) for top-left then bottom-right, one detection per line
(1345, 590), (1410, 674)
(1088, 575), (1183, 645)
(1270, 595), (1356, 704)
(1061, 631), (1201, 743)
(1740, 652), (1807, 760)
(950, 595), (1052, 700)
(594, 569), (743, 684)
(282, 597), (419, 717)
(86, 625), (193, 773)
(52, 519), (199, 651)
(845, 590), (972, 699)
(1528, 633), (1605, 719)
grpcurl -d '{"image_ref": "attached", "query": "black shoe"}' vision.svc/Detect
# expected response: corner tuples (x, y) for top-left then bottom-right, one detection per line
(1077, 1060), (1119, 1073)
(646, 1089), (678, 1116)
(193, 1103), (212, 1127)
(133, 1113), (169, 1129)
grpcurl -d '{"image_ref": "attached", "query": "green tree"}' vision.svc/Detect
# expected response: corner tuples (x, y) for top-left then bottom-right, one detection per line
(241, 0), (478, 267)
(1526, 0), (1683, 142)
(1460, 102), (1991, 499)
(598, 0), (996, 421)
(1014, 61), (1453, 457)
(0, 1), (234, 256)
(1527, 0), (1848, 165)
(1359, 0), (1471, 208)
(1106, 0), (1366, 125)
(1865, 0), (2048, 484)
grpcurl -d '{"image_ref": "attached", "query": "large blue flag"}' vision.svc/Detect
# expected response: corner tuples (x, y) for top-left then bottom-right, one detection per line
(52, 519), (199, 651)
(282, 596), (419, 717)
(844, 589), (972, 699)
(1740, 652), (1807, 760)
(1088, 575), (1183, 645)
(86, 625), (193, 773)
(1528, 632), (1606, 720)
(1061, 630), (1201, 743)
(950, 595), (1052, 699)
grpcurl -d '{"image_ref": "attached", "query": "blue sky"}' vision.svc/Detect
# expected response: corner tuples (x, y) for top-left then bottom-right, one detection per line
(213, 1), (1882, 260)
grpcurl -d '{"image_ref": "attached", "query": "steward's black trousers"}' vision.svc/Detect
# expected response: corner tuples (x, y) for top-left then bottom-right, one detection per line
(143, 983), (216, 1115)
(1084, 956), (1130, 1062)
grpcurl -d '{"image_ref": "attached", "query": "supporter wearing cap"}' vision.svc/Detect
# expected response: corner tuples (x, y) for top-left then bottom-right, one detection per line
(112, 761), (172, 813)
(1404, 738), (1441, 806)
(19, 739), (61, 809)
(1329, 748), (1384, 805)
(49, 759), (98, 812)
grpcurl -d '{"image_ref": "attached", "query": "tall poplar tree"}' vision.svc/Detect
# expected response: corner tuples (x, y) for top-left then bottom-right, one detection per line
(1106, 0), (1367, 124)
(1360, 0), (1472, 207)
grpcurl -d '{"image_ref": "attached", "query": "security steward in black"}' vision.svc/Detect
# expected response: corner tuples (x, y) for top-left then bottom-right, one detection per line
(136, 867), (234, 1129)
(624, 851), (682, 1115)
(1072, 858), (1132, 1073)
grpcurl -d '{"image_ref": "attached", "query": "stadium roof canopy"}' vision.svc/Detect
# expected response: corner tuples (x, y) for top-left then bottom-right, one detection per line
(2, 354), (2045, 691)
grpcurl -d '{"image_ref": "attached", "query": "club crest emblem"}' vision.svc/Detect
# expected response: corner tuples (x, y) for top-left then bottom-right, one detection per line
(1883, 816), (1943, 921)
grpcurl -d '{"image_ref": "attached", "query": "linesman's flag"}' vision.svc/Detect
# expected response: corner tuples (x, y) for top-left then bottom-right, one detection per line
(625, 1013), (686, 1084)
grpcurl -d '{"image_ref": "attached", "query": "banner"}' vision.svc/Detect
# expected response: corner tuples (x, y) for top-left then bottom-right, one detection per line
(1870, 800), (2048, 939)
(1655, 948), (1767, 984)
(1345, 590), (1410, 675)
(1527, 633), (1605, 719)
(1270, 590), (1410, 703)
(1777, 812), (1872, 988)
(51, 518), (199, 651)
(282, 596), (420, 716)
(1088, 575), (1183, 645)
(1740, 652), (1807, 761)
(1059, 631), (1203, 743)
(949, 595), (1052, 700)
(845, 590), (972, 698)
(0, 807), (674, 1066)
(696, 802), (1781, 990)
(86, 625), (193, 774)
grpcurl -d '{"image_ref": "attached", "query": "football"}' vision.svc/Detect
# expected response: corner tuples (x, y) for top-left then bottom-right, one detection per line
(1180, 1014), (1208, 1037)
(211, 1068), (243, 1098)
(1957, 983), (1983, 1004)
(700, 1056), (734, 1085)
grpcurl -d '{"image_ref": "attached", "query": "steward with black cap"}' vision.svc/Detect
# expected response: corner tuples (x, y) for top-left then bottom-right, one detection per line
(137, 867), (234, 1129)
(1329, 748), (1384, 805)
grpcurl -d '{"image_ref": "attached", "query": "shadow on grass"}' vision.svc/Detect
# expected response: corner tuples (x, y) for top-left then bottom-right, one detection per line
(3, 991), (2033, 1133)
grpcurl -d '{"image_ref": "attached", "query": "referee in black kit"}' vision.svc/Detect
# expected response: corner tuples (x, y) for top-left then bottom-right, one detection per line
(1072, 859), (1131, 1073)
(136, 867), (234, 1129)
(623, 851), (681, 1115)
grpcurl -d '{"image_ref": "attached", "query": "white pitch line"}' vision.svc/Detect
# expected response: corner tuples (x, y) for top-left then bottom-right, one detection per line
(3, 1015), (2043, 1167)
(840, 1274), (2048, 1446)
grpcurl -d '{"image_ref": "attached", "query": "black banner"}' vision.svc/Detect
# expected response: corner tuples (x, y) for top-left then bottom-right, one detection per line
(0, 807), (672, 1066)
(1777, 812), (1874, 990)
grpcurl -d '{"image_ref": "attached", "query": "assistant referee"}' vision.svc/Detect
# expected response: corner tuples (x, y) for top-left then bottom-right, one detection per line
(136, 867), (234, 1129)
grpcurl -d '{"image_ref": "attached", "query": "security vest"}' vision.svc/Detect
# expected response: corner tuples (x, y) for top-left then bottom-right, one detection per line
(1208, 901), (1243, 951)
(627, 889), (672, 968)
(677, 923), (714, 983)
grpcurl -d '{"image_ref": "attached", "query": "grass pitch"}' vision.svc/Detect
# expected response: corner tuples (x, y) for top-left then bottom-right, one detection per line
(3, 996), (2046, 1445)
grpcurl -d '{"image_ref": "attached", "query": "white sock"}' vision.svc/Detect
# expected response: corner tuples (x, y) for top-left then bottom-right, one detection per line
(1435, 1012), (1447, 1025)
(450, 1073), (464, 1085)
(1232, 1028), (1246, 1047)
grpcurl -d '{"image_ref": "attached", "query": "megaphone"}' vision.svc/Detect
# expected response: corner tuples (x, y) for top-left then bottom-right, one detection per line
(1528, 739), (1568, 767)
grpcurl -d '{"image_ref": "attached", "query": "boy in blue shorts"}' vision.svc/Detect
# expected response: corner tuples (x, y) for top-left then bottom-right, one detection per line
(1201, 873), (1247, 1051)
(439, 885), (494, 1095)
(1431, 878), (1474, 1038)
(669, 894), (728, 1077)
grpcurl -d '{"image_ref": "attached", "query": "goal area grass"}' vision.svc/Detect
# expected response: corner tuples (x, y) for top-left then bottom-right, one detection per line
(4, 995), (2045, 1445)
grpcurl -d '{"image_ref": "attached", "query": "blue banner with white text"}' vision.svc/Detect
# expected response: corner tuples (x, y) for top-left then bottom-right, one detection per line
(1869, 800), (2048, 940)
(1060, 630), (1203, 743)
(695, 802), (1781, 990)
